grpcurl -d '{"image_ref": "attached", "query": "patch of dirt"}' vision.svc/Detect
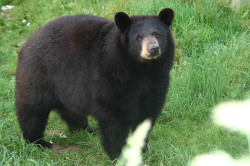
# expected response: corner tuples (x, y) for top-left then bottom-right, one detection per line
(52, 144), (84, 154)
(46, 130), (62, 136)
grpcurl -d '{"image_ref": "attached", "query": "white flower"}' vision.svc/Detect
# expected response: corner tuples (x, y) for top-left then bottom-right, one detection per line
(212, 100), (250, 134)
(59, 133), (67, 138)
(189, 151), (250, 166)
(27, 23), (31, 26)
(189, 151), (234, 166)
(116, 119), (151, 166)
(1, 5), (14, 10)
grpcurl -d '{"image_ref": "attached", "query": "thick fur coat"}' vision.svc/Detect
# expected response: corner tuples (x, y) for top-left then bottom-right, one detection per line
(15, 8), (175, 159)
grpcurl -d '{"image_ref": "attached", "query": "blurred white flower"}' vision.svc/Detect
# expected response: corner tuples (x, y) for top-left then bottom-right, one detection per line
(21, 19), (26, 23)
(59, 133), (67, 138)
(212, 100), (250, 134)
(27, 23), (31, 26)
(1, 5), (14, 10)
(116, 119), (151, 166)
(189, 151), (234, 166)
(189, 151), (250, 166)
(190, 100), (250, 166)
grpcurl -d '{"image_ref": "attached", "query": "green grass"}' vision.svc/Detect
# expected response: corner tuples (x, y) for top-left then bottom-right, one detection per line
(0, 0), (249, 165)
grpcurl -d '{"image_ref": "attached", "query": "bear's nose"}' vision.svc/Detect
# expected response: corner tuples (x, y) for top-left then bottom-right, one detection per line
(148, 44), (160, 54)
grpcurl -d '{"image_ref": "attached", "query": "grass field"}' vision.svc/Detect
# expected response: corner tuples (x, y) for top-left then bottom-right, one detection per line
(0, 0), (249, 165)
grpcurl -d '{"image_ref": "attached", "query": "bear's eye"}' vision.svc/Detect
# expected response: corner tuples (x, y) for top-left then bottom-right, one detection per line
(137, 36), (142, 41)
(154, 33), (160, 38)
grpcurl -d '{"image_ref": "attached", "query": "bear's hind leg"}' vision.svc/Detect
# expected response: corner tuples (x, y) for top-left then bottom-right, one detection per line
(16, 104), (52, 148)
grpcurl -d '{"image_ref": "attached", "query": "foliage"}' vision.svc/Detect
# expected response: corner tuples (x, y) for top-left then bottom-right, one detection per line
(189, 100), (250, 166)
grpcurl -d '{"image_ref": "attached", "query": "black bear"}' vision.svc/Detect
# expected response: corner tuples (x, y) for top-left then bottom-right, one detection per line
(15, 8), (175, 159)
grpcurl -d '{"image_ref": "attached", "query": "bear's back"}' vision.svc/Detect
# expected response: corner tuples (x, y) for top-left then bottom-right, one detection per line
(18, 15), (114, 78)
(17, 15), (114, 97)
(21, 15), (113, 56)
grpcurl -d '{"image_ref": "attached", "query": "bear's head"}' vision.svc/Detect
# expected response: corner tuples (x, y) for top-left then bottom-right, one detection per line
(115, 8), (174, 63)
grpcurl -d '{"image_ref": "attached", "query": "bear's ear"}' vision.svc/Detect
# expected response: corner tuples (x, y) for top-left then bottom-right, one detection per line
(158, 8), (174, 27)
(115, 12), (131, 32)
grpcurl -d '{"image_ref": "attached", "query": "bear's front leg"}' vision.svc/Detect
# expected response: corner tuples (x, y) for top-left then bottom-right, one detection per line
(98, 120), (130, 160)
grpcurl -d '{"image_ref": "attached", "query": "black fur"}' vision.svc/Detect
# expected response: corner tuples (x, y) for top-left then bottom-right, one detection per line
(15, 8), (175, 159)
